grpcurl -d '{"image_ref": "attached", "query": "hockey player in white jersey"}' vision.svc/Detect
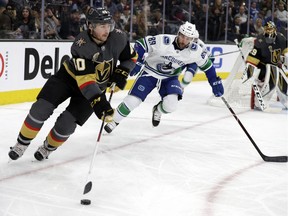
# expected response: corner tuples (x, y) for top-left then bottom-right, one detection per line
(180, 31), (213, 89)
(104, 21), (224, 133)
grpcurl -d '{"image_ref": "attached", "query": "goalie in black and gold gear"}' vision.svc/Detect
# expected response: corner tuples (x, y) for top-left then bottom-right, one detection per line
(9, 7), (136, 161)
(246, 21), (288, 109)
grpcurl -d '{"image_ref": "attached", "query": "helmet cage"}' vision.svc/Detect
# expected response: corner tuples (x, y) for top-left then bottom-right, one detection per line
(263, 21), (277, 44)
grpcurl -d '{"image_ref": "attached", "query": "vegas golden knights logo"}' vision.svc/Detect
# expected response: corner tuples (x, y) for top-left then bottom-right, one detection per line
(270, 47), (281, 64)
(94, 59), (113, 84)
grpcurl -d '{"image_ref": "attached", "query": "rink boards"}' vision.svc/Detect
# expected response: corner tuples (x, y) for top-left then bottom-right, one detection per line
(0, 41), (239, 105)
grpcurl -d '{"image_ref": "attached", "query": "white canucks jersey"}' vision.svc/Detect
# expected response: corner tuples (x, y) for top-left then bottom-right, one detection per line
(137, 34), (211, 79)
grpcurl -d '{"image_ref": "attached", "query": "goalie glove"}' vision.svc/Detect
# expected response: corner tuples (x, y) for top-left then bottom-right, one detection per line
(209, 76), (224, 97)
(110, 66), (129, 90)
(90, 92), (114, 122)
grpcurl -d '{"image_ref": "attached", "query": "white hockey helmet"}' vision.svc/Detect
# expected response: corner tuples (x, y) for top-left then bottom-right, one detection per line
(178, 22), (199, 39)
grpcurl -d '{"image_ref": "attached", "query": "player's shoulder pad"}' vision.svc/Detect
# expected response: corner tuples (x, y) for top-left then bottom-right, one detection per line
(254, 35), (265, 47)
(189, 41), (202, 51)
(73, 31), (90, 47)
(197, 38), (205, 47)
(149, 34), (175, 45)
(276, 32), (287, 42)
(109, 28), (128, 42)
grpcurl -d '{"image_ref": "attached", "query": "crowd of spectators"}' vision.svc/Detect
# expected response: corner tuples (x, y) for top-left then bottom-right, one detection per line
(0, 0), (287, 42)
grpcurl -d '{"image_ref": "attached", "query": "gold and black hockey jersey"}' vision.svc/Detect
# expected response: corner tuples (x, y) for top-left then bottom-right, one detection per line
(63, 29), (136, 100)
(246, 33), (288, 68)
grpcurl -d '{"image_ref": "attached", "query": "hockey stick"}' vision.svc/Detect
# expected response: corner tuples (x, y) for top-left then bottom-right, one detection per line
(221, 96), (287, 162)
(82, 83), (116, 200)
(211, 50), (240, 58)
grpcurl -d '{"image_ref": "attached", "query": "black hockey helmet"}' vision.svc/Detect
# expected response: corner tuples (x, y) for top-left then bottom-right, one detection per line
(86, 7), (113, 24)
(86, 7), (115, 32)
(263, 21), (277, 44)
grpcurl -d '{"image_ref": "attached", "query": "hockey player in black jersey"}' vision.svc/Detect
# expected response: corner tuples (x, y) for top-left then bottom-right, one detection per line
(8, 7), (136, 161)
(246, 21), (287, 81)
(245, 21), (288, 109)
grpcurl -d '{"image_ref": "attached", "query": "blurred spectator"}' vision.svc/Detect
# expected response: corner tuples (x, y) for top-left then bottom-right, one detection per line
(148, 18), (171, 36)
(113, 10), (124, 30)
(116, 0), (127, 13)
(275, 1), (288, 24)
(240, 17), (256, 37)
(171, 5), (189, 22)
(193, 0), (206, 38)
(234, 5), (248, 24)
(0, 1), (16, 31)
(228, 0), (237, 18)
(253, 17), (264, 36)
(31, 5), (41, 33)
(71, 0), (86, 12)
(150, 0), (163, 11)
(137, 12), (147, 38)
(79, 4), (91, 31)
(260, 0), (272, 19)
(59, 9), (81, 39)
(93, 0), (102, 8)
(229, 16), (242, 41)
(208, 0), (225, 41)
(44, 7), (61, 39)
(9, 0), (26, 13)
(105, 0), (118, 16)
(149, 8), (162, 26)
(133, 0), (143, 15)
(250, 1), (259, 20)
(14, 6), (37, 39)
(120, 5), (130, 27)
(125, 14), (140, 41)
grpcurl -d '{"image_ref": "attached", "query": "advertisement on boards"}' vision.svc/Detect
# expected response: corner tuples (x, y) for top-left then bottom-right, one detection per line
(0, 41), (71, 92)
(0, 41), (239, 93)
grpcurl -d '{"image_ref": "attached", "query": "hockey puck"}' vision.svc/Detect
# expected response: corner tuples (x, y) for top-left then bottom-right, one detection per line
(81, 199), (91, 205)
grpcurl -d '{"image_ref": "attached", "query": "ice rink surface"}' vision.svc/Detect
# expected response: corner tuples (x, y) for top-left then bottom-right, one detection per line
(0, 81), (287, 216)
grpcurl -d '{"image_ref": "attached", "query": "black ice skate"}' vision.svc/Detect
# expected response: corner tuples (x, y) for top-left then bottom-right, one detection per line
(104, 121), (119, 134)
(152, 103), (162, 127)
(34, 140), (57, 161)
(8, 143), (29, 160)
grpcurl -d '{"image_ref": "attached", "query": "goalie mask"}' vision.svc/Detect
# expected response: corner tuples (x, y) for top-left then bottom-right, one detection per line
(86, 7), (115, 32)
(263, 21), (277, 44)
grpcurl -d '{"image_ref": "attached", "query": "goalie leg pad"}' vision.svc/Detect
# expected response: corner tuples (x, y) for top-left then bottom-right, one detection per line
(252, 64), (279, 110)
(277, 69), (288, 108)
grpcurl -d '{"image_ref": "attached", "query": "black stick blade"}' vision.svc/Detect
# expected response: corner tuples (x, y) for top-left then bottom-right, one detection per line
(83, 181), (92, 194)
(263, 156), (288, 163)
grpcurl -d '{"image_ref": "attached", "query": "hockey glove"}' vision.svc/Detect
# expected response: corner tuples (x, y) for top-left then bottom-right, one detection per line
(209, 76), (224, 97)
(90, 93), (114, 122)
(130, 61), (143, 76)
(110, 66), (129, 90)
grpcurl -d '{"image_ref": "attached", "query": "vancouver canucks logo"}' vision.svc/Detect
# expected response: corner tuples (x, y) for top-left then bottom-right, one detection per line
(75, 37), (86, 47)
(156, 62), (174, 74)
